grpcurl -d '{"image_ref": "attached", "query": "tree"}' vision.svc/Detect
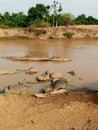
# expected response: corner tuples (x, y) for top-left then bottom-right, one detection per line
(28, 4), (49, 23)
(51, 1), (62, 27)
(74, 14), (87, 25)
(87, 16), (97, 24)
(10, 12), (27, 27)
(57, 13), (74, 26)
(0, 13), (4, 24)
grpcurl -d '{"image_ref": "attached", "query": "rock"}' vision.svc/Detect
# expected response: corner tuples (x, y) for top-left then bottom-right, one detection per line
(50, 56), (72, 62)
(0, 70), (17, 75)
(5, 56), (72, 62)
(50, 89), (67, 95)
(33, 93), (47, 98)
(26, 67), (38, 74)
(51, 72), (62, 80)
(46, 70), (63, 80)
(37, 74), (50, 82)
(68, 70), (75, 76)
(45, 79), (69, 93)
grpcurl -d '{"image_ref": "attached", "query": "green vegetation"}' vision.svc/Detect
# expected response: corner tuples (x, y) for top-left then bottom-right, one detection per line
(0, 1), (98, 29)
(30, 20), (50, 28)
(74, 14), (98, 25)
(63, 32), (74, 39)
(33, 29), (47, 36)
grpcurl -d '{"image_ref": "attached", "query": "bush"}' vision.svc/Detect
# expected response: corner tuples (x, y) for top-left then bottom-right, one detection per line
(30, 20), (50, 28)
(63, 32), (74, 39)
(34, 29), (47, 36)
(0, 24), (10, 29)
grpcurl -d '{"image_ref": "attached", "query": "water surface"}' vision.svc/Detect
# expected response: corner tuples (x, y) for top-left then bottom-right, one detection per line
(0, 39), (98, 93)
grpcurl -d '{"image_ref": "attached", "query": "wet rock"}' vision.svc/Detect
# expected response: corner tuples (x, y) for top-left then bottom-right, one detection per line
(45, 79), (69, 93)
(50, 56), (72, 62)
(37, 74), (50, 82)
(26, 67), (38, 74)
(51, 89), (67, 95)
(68, 70), (75, 76)
(46, 70), (63, 80)
(0, 70), (17, 75)
(5, 56), (72, 62)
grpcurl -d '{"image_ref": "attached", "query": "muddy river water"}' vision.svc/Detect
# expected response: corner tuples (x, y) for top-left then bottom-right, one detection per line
(0, 39), (98, 93)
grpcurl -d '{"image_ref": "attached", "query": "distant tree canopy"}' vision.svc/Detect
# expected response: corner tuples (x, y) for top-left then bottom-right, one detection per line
(0, 2), (98, 28)
(0, 11), (27, 28)
(74, 14), (98, 25)
(28, 4), (49, 23)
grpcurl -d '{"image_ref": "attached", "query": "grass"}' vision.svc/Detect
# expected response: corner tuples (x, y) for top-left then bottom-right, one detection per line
(63, 32), (74, 39)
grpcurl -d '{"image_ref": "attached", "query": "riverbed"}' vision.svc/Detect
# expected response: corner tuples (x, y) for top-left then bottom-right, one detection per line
(0, 39), (98, 93)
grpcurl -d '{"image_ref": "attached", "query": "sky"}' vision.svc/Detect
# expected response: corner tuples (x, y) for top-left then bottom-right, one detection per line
(0, 0), (98, 18)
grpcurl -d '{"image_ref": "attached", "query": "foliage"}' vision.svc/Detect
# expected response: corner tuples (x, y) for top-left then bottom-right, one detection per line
(30, 20), (50, 28)
(50, 1), (62, 27)
(74, 14), (98, 25)
(0, 12), (27, 28)
(63, 32), (74, 39)
(0, 2), (98, 29)
(33, 29), (47, 36)
(28, 4), (49, 23)
(57, 13), (74, 26)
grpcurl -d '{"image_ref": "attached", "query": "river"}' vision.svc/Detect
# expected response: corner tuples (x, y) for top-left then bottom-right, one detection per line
(0, 39), (98, 93)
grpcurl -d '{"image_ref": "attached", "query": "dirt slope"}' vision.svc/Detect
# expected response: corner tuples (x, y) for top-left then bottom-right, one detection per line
(0, 91), (98, 130)
(1, 25), (98, 39)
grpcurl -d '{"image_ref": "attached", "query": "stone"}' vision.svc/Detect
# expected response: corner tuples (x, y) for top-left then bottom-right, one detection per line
(37, 74), (50, 82)
(33, 93), (47, 98)
(26, 67), (38, 74)
(50, 89), (67, 95)
(68, 70), (75, 76)
(46, 70), (63, 80)
(45, 79), (69, 93)
(0, 70), (17, 75)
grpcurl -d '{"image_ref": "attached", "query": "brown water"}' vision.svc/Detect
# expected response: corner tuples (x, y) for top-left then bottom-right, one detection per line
(0, 39), (98, 93)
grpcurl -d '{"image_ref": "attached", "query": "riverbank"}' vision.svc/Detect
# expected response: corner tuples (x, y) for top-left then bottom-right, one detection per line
(0, 90), (98, 130)
(1, 25), (98, 40)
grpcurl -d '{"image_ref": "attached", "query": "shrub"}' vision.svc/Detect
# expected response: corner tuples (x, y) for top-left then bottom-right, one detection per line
(63, 32), (74, 39)
(0, 24), (10, 29)
(30, 20), (50, 28)
(34, 29), (47, 36)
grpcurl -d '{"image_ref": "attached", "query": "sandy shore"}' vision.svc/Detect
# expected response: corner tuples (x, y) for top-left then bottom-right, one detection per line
(1, 25), (98, 39)
(0, 91), (98, 130)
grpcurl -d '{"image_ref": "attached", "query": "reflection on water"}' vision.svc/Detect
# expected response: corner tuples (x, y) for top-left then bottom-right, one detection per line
(0, 39), (98, 92)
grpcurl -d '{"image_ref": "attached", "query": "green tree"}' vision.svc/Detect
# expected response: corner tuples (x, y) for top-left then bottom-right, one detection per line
(3, 12), (11, 27)
(0, 13), (4, 24)
(58, 13), (74, 26)
(28, 4), (49, 23)
(74, 14), (87, 25)
(10, 12), (27, 27)
(86, 16), (97, 24)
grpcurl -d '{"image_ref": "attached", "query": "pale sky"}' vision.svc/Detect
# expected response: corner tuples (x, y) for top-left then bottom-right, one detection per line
(0, 0), (98, 18)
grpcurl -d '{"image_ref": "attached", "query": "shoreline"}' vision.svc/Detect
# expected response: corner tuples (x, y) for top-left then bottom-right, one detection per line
(0, 25), (98, 40)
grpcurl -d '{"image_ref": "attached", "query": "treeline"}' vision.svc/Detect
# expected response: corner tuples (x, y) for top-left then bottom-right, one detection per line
(0, 2), (98, 28)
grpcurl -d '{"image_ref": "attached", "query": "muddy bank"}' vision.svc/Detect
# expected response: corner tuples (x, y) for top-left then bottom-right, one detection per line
(1, 25), (98, 40)
(0, 90), (98, 130)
